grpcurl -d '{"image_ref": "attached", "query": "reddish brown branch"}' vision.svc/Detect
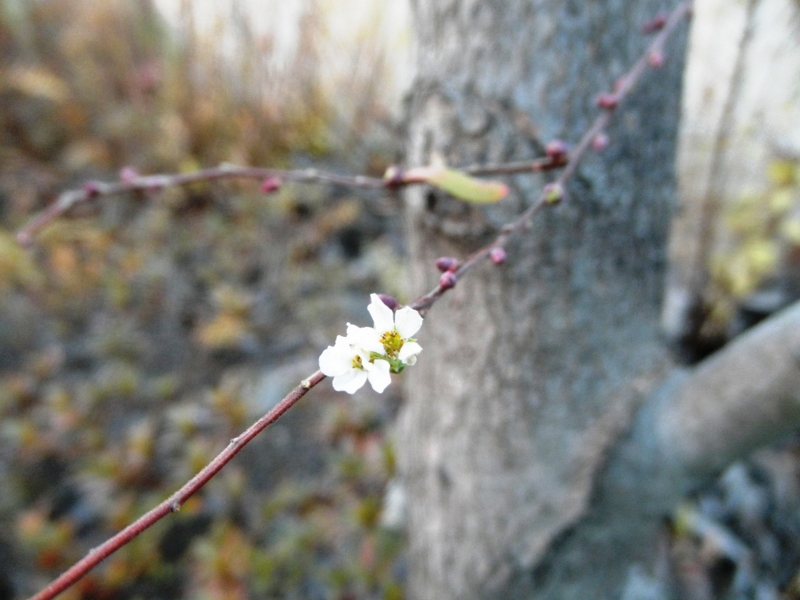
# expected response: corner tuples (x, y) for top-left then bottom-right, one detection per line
(28, 371), (325, 600)
(412, 0), (692, 314)
(16, 159), (566, 245)
(16, 165), (388, 245)
(27, 2), (692, 598)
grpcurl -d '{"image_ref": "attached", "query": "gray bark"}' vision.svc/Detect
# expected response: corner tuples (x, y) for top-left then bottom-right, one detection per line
(397, 1), (800, 599)
(398, 1), (688, 598)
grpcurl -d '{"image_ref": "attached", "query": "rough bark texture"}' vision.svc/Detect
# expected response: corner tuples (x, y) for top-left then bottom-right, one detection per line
(397, 1), (688, 599)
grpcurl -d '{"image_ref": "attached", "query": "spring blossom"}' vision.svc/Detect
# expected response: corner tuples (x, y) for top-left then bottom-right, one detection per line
(319, 294), (423, 394)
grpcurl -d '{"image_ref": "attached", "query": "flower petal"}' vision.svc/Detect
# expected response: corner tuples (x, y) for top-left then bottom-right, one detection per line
(333, 369), (368, 394)
(345, 324), (384, 354)
(398, 341), (422, 365)
(319, 338), (354, 376)
(366, 359), (391, 393)
(394, 306), (423, 338)
(368, 293), (395, 333)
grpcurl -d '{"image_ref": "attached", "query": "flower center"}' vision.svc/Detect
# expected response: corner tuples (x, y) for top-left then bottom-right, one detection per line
(351, 354), (364, 369)
(380, 330), (404, 357)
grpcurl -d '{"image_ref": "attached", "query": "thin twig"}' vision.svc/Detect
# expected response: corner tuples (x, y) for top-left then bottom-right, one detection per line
(27, 2), (692, 598)
(15, 165), (387, 245)
(16, 159), (566, 245)
(28, 371), (326, 600)
(411, 0), (692, 313)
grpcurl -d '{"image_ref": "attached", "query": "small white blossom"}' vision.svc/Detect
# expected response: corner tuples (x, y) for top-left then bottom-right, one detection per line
(318, 334), (391, 394)
(367, 293), (423, 366)
(318, 294), (423, 394)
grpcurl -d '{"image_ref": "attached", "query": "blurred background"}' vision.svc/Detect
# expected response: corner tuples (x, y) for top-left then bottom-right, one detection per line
(0, 1), (415, 598)
(2, 0), (800, 598)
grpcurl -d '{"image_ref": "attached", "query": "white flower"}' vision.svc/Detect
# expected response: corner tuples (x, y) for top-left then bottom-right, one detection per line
(319, 333), (391, 394)
(367, 294), (423, 365)
(318, 294), (424, 394)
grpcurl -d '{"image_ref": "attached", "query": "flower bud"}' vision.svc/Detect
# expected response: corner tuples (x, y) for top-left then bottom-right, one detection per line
(383, 165), (405, 188)
(648, 51), (665, 69)
(377, 294), (399, 311)
(439, 271), (457, 290)
(543, 183), (564, 205)
(592, 133), (609, 152)
(490, 247), (507, 265)
(545, 139), (569, 164)
(642, 13), (667, 34)
(596, 93), (619, 110)
(260, 177), (282, 194)
(16, 231), (32, 247)
(119, 166), (139, 184)
(434, 257), (458, 272)
(83, 181), (101, 198)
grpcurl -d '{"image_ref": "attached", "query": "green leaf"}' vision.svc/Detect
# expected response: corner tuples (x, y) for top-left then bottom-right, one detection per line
(393, 166), (508, 203)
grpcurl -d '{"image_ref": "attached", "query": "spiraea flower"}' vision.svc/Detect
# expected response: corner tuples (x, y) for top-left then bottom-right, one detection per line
(318, 332), (391, 394)
(366, 293), (423, 369)
(318, 294), (423, 394)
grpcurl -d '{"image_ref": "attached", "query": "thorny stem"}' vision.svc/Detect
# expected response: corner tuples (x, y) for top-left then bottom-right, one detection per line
(26, 2), (692, 598)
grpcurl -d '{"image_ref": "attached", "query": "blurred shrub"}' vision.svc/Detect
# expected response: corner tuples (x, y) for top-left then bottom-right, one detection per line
(708, 157), (800, 333)
(0, 0), (408, 598)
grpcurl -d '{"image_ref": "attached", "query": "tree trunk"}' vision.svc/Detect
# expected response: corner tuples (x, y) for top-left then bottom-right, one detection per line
(398, 1), (688, 598)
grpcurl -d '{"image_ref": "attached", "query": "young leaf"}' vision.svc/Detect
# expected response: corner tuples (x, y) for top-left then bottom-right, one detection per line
(389, 166), (509, 203)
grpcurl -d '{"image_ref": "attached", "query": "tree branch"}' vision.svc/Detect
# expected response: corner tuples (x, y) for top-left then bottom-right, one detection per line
(655, 300), (800, 478)
(28, 371), (326, 600)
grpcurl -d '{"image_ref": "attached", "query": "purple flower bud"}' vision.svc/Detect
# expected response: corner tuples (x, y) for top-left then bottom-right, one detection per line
(642, 13), (667, 34)
(119, 166), (139, 183)
(545, 139), (569, 164)
(260, 177), (282, 194)
(490, 247), (507, 265)
(83, 181), (101, 198)
(592, 133), (610, 152)
(648, 51), (665, 69)
(435, 257), (458, 273)
(596, 93), (619, 110)
(16, 231), (32, 247)
(439, 271), (457, 290)
(383, 165), (405, 188)
(377, 294), (399, 311)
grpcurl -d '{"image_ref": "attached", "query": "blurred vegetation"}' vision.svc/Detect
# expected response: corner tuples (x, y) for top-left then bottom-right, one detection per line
(0, 0), (410, 598)
(706, 158), (800, 338)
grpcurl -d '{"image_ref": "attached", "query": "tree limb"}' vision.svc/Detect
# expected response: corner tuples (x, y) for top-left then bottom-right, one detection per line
(655, 300), (800, 478)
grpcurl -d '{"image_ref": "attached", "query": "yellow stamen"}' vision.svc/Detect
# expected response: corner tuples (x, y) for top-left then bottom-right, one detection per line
(380, 330), (404, 357)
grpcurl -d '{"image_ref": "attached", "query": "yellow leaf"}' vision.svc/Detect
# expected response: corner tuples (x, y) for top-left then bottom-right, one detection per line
(769, 188), (795, 213)
(767, 160), (796, 186)
(195, 313), (249, 349)
(781, 217), (800, 244)
(743, 239), (778, 274)
(6, 67), (70, 102)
